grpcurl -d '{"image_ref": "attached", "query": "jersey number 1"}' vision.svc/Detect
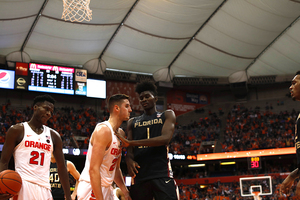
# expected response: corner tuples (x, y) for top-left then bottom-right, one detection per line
(29, 151), (45, 166)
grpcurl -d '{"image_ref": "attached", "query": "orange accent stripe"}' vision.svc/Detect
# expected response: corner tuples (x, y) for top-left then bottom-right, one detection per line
(196, 147), (295, 161)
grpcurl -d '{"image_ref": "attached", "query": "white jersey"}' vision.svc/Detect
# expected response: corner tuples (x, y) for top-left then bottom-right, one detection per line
(79, 121), (122, 187)
(13, 122), (53, 189)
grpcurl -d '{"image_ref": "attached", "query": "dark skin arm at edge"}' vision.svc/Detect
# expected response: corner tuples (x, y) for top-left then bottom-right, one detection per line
(0, 124), (24, 199)
(125, 119), (140, 178)
(51, 130), (72, 200)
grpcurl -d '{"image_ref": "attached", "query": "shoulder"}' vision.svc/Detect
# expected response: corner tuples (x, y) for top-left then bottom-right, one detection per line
(164, 109), (176, 119)
(50, 128), (60, 137)
(50, 128), (61, 141)
(91, 124), (112, 141)
(6, 123), (24, 140)
(49, 127), (62, 147)
(94, 123), (111, 134)
(66, 160), (75, 169)
(127, 118), (135, 127)
(8, 123), (24, 133)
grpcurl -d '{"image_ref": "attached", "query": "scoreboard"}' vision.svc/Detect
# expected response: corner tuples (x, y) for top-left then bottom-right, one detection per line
(28, 63), (74, 95)
(0, 62), (106, 99)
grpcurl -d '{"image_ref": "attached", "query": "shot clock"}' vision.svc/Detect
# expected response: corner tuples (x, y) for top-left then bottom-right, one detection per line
(248, 156), (262, 169)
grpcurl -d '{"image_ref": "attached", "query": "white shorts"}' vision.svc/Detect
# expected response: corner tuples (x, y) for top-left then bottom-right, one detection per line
(77, 180), (113, 200)
(11, 180), (52, 200)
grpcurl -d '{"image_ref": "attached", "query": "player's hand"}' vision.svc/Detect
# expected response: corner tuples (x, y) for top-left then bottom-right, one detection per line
(280, 176), (294, 195)
(124, 191), (132, 200)
(0, 193), (13, 200)
(295, 181), (300, 197)
(70, 194), (77, 200)
(125, 158), (140, 178)
(115, 133), (130, 147)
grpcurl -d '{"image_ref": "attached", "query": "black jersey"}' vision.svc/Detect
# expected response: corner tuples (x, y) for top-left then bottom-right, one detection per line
(296, 116), (300, 168)
(50, 161), (66, 199)
(131, 111), (173, 184)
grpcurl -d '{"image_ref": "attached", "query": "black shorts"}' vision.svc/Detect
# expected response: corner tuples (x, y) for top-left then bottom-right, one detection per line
(129, 177), (179, 200)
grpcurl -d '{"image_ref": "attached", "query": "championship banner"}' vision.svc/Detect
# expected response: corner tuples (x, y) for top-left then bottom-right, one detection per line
(167, 89), (210, 116)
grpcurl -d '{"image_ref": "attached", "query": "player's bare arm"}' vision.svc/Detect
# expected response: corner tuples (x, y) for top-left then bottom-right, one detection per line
(113, 129), (131, 200)
(0, 124), (23, 200)
(113, 156), (131, 200)
(125, 118), (140, 178)
(0, 124), (24, 172)
(51, 130), (72, 200)
(118, 110), (176, 147)
(89, 125), (112, 200)
(67, 161), (80, 200)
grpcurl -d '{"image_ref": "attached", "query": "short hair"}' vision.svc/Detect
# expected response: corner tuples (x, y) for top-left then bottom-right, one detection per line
(135, 81), (157, 96)
(33, 95), (56, 106)
(108, 94), (129, 112)
(296, 71), (300, 76)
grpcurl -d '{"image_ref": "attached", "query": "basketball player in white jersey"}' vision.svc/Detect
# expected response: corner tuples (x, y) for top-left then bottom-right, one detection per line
(77, 94), (132, 200)
(0, 95), (71, 200)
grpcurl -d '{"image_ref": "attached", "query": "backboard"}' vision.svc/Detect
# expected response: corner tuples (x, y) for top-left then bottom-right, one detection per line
(240, 176), (272, 198)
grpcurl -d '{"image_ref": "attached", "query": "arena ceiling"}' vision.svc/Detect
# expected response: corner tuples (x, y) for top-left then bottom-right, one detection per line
(1, 0), (300, 83)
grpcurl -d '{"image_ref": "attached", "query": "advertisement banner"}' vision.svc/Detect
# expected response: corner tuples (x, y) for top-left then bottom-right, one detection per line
(15, 75), (28, 90)
(0, 69), (15, 89)
(167, 90), (210, 116)
(75, 69), (87, 82)
(75, 82), (87, 96)
(15, 62), (28, 76)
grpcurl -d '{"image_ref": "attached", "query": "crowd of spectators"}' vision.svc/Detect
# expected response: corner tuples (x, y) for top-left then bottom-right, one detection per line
(0, 101), (223, 156)
(2, 100), (300, 199)
(222, 104), (297, 152)
(0, 102), (107, 148)
(169, 112), (221, 155)
(2, 101), (297, 155)
(178, 175), (298, 200)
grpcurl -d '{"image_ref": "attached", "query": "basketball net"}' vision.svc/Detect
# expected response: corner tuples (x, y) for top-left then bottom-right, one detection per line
(62, 0), (92, 22)
(252, 191), (261, 200)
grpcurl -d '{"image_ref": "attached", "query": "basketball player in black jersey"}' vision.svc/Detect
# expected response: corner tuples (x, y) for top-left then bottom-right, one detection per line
(50, 153), (80, 200)
(117, 81), (179, 200)
(281, 71), (300, 198)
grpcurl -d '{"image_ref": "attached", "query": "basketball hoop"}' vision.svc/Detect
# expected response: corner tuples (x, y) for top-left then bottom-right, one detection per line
(62, 0), (92, 22)
(252, 191), (261, 200)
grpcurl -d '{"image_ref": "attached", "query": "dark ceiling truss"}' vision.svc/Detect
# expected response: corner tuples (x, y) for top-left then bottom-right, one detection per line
(245, 14), (300, 72)
(96, 0), (140, 74)
(20, 0), (49, 53)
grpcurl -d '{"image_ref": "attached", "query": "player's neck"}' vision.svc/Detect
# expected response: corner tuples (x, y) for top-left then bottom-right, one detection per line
(144, 107), (157, 116)
(28, 120), (44, 134)
(108, 118), (121, 133)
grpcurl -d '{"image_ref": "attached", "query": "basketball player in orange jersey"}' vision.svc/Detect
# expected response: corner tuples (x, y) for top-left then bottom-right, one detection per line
(77, 94), (132, 200)
(0, 95), (71, 200)
(281, 71), (300, 198)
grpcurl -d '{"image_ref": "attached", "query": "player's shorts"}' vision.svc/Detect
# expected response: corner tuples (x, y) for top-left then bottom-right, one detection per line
(11, 180), (52, 200)
(130, 177), (179, 200)
(77, 180), (113, 200)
